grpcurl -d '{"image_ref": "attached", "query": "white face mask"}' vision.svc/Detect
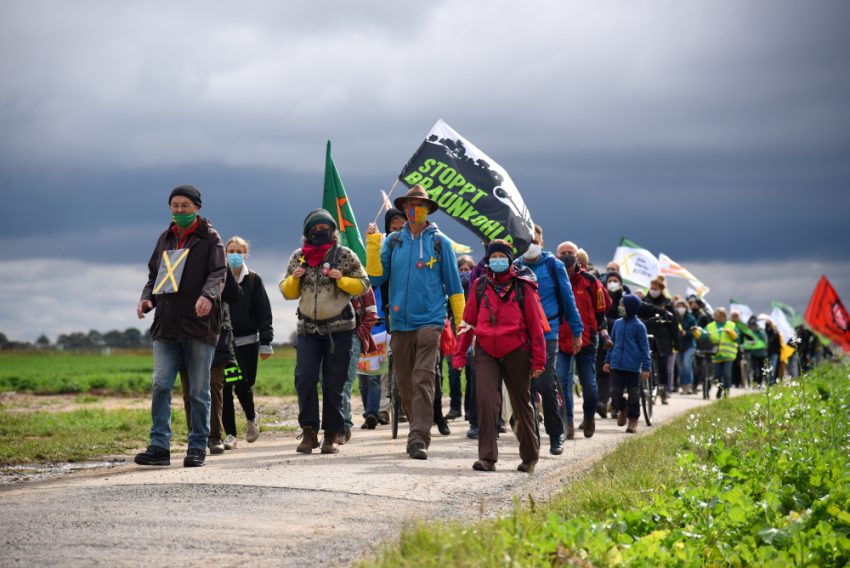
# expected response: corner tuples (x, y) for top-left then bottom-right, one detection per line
(523, 243), (541, 260)
(649, 289), (661, 299)
(676, 307), (687, 317)
(607, 281), (621, 293)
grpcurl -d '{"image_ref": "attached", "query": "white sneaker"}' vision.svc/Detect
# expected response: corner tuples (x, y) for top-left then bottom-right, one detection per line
(223, 434), (238, 450)
(246, 413), (260, 443)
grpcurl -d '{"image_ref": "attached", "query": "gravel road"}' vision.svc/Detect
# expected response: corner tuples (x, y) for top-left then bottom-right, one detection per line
(0, 391), (739, 567)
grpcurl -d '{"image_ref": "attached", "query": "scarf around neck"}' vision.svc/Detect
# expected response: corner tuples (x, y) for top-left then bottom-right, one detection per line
(301, 243), (334, 267)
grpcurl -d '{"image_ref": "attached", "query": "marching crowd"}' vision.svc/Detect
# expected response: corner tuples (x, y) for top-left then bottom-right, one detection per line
(133, 184), (830, 471)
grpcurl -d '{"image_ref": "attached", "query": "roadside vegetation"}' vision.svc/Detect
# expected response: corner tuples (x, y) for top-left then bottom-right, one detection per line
(369, 363), (850, 567)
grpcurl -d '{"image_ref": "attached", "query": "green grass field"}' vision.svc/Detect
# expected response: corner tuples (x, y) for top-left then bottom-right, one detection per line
(0, 348), (298, 396)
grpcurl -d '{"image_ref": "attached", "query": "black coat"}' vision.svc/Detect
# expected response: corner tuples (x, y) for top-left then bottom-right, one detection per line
(640, 295), (680, 356)
(141, 217), (227, 346)
(230, 271), (274, 346)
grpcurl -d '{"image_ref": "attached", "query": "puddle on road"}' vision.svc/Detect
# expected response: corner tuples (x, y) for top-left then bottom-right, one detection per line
(0, 459), (128, 486)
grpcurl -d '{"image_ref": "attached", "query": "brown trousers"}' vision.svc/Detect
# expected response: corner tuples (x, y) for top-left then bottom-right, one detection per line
(180, 364), (225, 440)
(475, 346), (539, 465)
(390, 326), (441, 449)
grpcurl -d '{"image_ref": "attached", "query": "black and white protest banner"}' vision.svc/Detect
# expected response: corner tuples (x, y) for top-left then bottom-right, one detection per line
(399, 119), (535, 254)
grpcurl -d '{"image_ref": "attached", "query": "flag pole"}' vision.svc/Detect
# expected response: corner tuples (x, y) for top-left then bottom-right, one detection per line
(372, 178), (400, 225)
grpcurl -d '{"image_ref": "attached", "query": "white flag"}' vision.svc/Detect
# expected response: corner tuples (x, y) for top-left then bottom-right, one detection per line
(612, 237), (659, 289)
(729, 302), (753, 324)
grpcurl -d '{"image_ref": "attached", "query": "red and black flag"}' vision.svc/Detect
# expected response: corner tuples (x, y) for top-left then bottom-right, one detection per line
(804, 275), (850, 354)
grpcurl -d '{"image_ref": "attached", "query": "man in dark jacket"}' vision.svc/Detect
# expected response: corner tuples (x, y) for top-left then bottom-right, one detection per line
(135, 185), (227, 468)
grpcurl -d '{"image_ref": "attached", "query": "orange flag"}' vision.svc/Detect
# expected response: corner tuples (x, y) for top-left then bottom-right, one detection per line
(804, 275), (850, 354)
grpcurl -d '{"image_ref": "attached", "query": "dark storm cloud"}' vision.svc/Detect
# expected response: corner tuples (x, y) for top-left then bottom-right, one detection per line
(1, 0), (849, 340)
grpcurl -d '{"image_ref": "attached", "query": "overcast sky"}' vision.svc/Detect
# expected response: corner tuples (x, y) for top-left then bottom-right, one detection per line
(1, 1), (848, 342)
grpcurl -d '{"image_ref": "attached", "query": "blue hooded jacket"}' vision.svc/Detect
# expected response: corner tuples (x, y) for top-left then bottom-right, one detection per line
(515, 251), (583, 341)
(368, 222), (464, 332)
(605, 294), (652, 372)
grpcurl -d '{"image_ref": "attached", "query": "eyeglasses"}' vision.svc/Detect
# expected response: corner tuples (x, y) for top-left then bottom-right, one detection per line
(170, 202), (196, 212)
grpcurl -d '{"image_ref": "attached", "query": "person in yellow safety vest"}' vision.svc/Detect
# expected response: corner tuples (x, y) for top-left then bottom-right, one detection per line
(705, 307), (738, 399)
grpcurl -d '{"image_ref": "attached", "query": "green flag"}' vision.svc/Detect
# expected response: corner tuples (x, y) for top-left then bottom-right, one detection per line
(771, 300), (804, 328)
(322, 141), (366, 263)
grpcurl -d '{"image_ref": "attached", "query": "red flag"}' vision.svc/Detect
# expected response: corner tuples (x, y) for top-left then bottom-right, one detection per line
(804, 275), (850, 354)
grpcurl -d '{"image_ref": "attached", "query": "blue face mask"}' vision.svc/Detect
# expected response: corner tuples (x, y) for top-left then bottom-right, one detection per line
(227, 253), (244, 269)
(489, 258), (510, 273)
(459, 271), (471, 285)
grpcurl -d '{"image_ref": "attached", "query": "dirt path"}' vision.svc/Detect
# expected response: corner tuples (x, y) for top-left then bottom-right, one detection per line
(0, 391), (741, 567)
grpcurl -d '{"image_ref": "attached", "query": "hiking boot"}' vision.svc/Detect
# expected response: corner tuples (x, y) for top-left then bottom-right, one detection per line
(365, 414), (378, 429)
(550, 438), (564, 455)
(183, 448), (206, 467)
(583, 417), (595, 438)
(408, 441), (428, 460)
(321, 431), (339, 454)
(246, 413), (260, 443)
(596, 402), (608, 419)
(377, 411), (390, 425)
(565, 422), (575, 440)
(207, 437), (225, 455)
(223, 434), (238, 450)
(436, 419), (451, 436)
(472, 460), (496, 472)
(517, 461), (537, 474)
(466, 426), (479, 439)
(661, 391), (669, 405)
(445, 408), (462, 420)
(617, 409), (627, 427)
(337, 428), (352, 445)
(134, 445), (170, 466)
(296, 426), (320, 454)
(626, 419), (638, 434)
(716, 386), (723, 399)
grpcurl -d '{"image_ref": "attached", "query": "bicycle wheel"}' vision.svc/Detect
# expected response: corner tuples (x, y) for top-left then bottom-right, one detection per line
(389, 356), (400, 440)
(640, 373), (655, 426)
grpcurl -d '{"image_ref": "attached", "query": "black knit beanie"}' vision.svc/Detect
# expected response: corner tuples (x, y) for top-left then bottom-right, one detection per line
(169, 185), (202, 208)
(486, 239), (515, 263)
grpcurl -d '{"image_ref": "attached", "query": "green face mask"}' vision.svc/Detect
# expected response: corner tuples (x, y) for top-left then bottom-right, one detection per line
(172, 212), (197, 228)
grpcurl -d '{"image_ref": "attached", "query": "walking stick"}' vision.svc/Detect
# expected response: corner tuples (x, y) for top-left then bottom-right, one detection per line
(372, 179), (400, 226)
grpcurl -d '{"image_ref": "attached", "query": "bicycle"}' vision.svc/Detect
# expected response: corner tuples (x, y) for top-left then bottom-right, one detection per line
(641, 334), (660, 426)
(387, 353), (401, 440)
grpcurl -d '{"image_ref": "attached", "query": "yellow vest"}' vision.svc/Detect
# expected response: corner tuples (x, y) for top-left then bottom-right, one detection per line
(707, 321), (738, 362)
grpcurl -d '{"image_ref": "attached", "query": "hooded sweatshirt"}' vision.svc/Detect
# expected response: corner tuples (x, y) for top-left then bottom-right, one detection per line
(366, 221), (465, 331)
(605, 294), (652, 372)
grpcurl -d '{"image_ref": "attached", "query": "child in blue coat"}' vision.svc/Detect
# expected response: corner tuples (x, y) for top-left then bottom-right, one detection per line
(603, 294), (652, 433)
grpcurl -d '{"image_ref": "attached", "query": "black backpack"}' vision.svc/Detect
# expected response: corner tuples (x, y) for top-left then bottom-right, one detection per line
(474, 274), (528, 316)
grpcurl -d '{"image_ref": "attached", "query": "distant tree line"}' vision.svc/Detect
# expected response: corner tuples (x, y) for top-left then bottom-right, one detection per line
(0, 328), (153, 351)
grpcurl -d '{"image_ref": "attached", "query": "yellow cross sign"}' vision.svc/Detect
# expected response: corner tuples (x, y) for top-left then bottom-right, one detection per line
(153, 249), (190, 294)
(426, 256), (438, 269)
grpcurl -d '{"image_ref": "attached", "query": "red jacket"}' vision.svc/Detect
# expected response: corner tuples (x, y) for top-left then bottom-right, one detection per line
(454, 269), (546, 370)
(558, 268), (610, 352)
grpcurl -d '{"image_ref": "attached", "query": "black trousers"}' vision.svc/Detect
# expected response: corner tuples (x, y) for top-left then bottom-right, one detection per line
(294, 331), (353, 434)
(223, 342), (258, 436)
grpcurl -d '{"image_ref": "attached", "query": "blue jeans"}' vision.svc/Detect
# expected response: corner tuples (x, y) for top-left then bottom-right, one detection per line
(358, 373), (381, 418)
(295, 331), (353, 433)
(558, 348), (598, 423)
(342, 336), (361, 429)
(151, 339), (215, 451)
(676, 347), (695, 386)
(714, 360), (734, 391)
